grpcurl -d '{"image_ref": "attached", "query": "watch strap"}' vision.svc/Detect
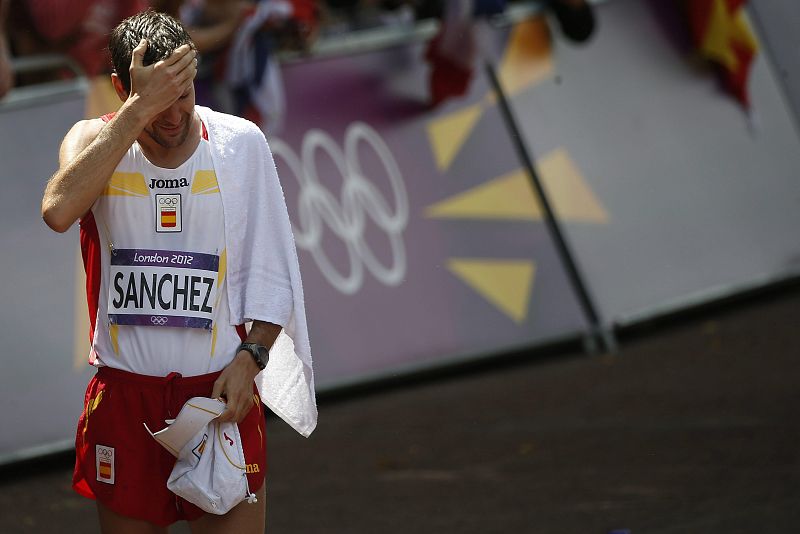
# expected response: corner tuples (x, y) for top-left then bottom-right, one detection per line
(238, 342), (268, 370)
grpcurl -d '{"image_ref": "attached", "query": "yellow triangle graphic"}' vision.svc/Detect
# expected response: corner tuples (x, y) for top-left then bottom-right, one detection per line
(426, 148), (608, 223)
(109, 324), (120, 355)
(496, 16), (554, 97)
(539, 148), (609, 223)
(427, 169), (541, 220)
(426, 103), (483, 172)
(104, 172), (149, 197)
(192, 170), (220, 195)
(447, 259), (536, 323)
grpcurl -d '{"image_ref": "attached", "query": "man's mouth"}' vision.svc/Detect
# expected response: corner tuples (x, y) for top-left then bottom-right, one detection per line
(159, 122), (183, 134)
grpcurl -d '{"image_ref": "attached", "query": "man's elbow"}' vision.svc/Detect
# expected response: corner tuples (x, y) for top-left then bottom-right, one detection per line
(41, 202), (74, 233)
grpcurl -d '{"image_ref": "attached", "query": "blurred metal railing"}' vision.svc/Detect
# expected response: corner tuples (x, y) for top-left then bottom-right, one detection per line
(282, 1), (546, 62)
(283, 0), (608, 61)
(0, 53), (88, 112)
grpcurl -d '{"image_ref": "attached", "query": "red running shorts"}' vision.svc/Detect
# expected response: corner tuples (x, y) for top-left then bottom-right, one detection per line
(72, 366), (267, 526)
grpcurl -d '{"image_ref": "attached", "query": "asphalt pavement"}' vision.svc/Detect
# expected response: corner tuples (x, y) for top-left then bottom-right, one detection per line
(1, 287), (799, 533)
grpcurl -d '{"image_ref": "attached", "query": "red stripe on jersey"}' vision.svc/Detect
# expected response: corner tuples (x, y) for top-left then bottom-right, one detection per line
(79, 212), (102, 361)
(236, 324), (247, 342)
(201, 120), (208, 141)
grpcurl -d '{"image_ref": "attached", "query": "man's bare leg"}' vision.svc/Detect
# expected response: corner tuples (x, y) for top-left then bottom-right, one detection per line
(97, 502), (168, 534)
(188, 484), (267, 534)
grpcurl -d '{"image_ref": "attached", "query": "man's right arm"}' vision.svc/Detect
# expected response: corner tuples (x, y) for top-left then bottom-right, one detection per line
(41, 106), (152, 232)
(41, 40), (197, 233)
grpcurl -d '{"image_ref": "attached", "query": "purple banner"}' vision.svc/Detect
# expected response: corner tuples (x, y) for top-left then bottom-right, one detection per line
(111, 248), (219, 271)
(276, 20), (589, 387)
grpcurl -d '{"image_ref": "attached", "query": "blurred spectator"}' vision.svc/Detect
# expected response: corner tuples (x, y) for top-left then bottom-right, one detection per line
(424, 0), (595, 106)
(156, 0), (253, 54)
(425, 0), (506, 106)
(0, 0), (12, 98)
(157, 0), (318, 63)
(224, 0), (293, 131)
(9, 0), (148, 78)
(173, 0), (318, 134)
(319, 0), (417, 33)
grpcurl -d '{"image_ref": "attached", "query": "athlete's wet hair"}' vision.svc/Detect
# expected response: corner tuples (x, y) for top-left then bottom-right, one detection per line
(109, 10), (196, 94)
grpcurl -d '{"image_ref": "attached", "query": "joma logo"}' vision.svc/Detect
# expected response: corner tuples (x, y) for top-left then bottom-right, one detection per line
(150, 178), (189, 189)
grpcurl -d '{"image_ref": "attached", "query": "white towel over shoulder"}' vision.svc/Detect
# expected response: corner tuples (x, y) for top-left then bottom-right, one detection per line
(196, 106), (317, 437)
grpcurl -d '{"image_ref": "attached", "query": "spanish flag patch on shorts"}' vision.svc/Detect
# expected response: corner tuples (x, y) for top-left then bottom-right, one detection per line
(96, 445), (115, 484)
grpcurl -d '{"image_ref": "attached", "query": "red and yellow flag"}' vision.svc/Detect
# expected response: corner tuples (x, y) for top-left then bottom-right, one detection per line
(98, 460), (113, 480)
(160, 208), (177, 228)
(687, 0), (759, 108)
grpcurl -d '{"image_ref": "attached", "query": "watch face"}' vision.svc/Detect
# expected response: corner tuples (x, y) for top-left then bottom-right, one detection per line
(256, 346), (269, 363)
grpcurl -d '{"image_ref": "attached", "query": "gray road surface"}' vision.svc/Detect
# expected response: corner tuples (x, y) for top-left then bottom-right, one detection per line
(1, 289), (799, 533)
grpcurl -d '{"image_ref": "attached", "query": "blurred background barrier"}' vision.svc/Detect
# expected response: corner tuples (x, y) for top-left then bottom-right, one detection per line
(0, 53), (92, 464)
(0, 54), (86, 109)
(274, 16), (592, 388)
(2, 0), (800, 464)
(494, 0), (800, 328)
(749, 0), (800, 128)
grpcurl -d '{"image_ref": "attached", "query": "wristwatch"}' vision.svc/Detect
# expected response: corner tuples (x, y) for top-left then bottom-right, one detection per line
(237, 343), (269, 370)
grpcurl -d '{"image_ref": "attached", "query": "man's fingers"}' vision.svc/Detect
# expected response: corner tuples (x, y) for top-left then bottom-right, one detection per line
(216, 394), (249, 423)
(211, 378), (225, 401)
(172, 49), (197, 76)
(217, 405), (237, 423)
(175, 59), (196, 87)
(162, 44), (193, 66)
(233, 397), (253, 423)
(163, 50), (196, 92)
(227, 397), (243, 423)
(131, 39), (147, 69)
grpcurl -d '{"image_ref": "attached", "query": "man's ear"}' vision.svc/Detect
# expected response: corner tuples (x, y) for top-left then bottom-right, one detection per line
(110, 73), (130, 102)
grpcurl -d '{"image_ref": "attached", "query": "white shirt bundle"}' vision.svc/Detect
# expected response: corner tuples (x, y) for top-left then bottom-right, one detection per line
(145, 397), (258, 514)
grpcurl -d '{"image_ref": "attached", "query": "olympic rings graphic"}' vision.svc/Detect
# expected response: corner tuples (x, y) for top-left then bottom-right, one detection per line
(150, 316), (169, 326)
(158, 197), (178, 206)
(271, 122), (409, 295)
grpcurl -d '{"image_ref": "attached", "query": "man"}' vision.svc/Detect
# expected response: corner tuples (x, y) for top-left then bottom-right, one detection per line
(41, 10), (316, 533)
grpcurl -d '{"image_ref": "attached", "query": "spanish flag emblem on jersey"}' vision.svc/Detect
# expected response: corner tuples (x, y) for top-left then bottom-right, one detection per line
(161, 208), (177, 228)
(156, 194), (182, 233)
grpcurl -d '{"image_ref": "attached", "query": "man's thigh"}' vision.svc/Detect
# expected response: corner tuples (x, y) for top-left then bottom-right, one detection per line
(97, 501), (169, 534)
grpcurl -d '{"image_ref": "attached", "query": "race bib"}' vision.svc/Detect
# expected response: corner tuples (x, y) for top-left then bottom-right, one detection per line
(108, 249), (219, 330)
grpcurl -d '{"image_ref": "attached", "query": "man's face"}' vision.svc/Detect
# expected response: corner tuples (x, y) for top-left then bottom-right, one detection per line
(142, 84), (196, 149)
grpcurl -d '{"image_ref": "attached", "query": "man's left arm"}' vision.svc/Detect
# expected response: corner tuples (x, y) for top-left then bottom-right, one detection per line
(212, 320), (282, 423)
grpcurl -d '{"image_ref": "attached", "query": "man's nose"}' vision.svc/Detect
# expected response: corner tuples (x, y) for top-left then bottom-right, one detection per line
(160, 105), (182, 125)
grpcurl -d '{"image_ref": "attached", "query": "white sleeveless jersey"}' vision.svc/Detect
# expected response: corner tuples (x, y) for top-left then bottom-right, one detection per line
(80, 122), (243, 376)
